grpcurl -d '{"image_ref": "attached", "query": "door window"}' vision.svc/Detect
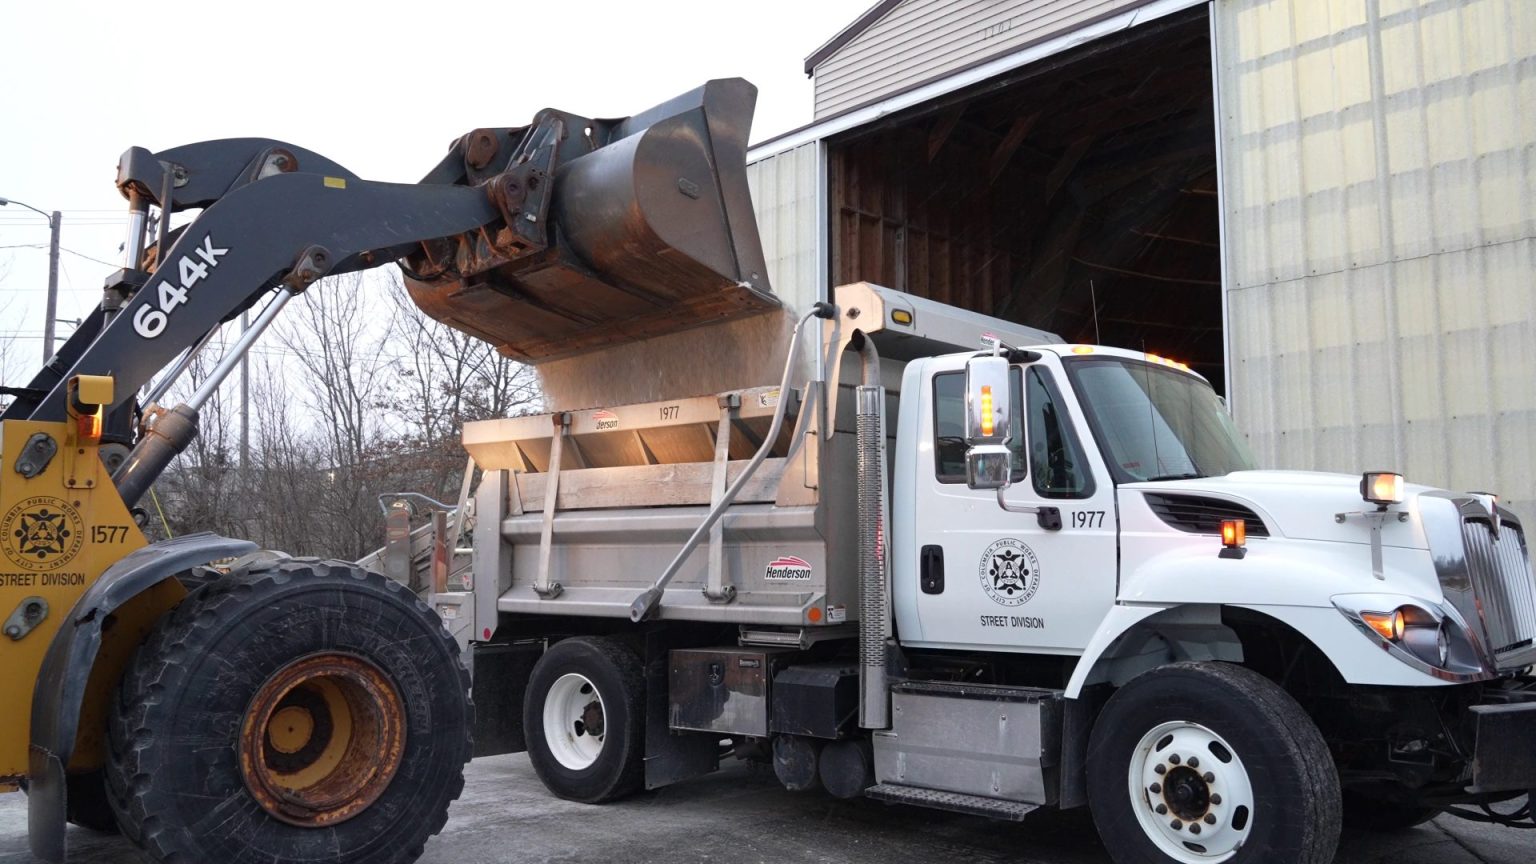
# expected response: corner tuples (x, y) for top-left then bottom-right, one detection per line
(933, 370), (1024, 484)
(1024, 367), (1094, 498)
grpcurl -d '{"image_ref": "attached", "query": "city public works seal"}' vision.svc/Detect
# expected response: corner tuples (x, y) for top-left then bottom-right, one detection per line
(978, 538), (1040, 607)
(3, 496), (85, 572)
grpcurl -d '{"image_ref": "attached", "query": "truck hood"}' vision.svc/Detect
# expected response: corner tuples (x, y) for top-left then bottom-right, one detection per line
(1123, 469), (1434, 549)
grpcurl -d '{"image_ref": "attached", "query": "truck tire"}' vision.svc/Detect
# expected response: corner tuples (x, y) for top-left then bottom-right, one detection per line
(1086, 662), (1341, 864)
(104, 559), (471, 864)
(524, 636), (645, 803)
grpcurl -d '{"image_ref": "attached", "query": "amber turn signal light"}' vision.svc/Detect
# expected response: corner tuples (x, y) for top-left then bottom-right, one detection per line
(1218, 519), (1247, 559)
(1361, 609), (1406, 642)
(1220, 519), (1246, 547)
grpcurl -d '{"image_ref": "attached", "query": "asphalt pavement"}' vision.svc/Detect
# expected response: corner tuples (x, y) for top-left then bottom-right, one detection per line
(1, 754), (1530, 863)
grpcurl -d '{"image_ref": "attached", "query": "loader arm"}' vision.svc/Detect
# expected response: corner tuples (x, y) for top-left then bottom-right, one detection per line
(13, 171), (496, 425)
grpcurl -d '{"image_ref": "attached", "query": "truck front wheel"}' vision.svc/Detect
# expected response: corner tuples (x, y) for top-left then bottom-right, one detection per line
(105, 559), (471, 864)
(524, 636), (646, 803)
(1086, 662), (1341, 864)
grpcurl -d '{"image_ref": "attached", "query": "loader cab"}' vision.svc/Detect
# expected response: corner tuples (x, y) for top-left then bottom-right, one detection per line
(891, 349), (1116, 654)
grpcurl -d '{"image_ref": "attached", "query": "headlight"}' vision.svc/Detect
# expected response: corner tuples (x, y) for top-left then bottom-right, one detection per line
(1334, 594), (1490, 681)
(1359, 605), (1445, 664)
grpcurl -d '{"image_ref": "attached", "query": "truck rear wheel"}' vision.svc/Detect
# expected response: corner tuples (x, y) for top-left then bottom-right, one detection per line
(104, 559), (471, 864)
(1086, 662), (1340, 864)
(524, 636), (645, 803)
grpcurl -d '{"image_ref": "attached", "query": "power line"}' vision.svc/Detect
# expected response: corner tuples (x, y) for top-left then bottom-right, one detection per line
(0, 243), (118, 267)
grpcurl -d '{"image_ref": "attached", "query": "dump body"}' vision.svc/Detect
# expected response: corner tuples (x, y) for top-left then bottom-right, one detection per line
(461, 284), (1058, 630)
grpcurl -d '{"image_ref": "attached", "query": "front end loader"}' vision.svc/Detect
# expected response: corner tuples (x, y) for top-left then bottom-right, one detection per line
(0, 78), (776, 863)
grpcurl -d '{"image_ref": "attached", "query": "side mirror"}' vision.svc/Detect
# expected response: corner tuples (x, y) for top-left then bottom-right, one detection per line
(963, 355), (1012, 490)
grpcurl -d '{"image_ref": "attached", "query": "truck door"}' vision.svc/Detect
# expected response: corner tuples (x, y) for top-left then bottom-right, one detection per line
(906, 356), (1116, 653)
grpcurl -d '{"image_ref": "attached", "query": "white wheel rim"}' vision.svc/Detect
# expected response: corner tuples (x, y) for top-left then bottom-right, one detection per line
(543, 673), (607, 770)
(1127, 720), (1256, 863)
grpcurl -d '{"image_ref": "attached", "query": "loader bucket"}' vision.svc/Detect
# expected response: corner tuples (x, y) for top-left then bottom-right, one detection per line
(403, 78), (777, 363)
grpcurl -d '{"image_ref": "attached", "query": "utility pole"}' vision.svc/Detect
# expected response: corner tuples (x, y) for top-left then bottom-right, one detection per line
(44, 210), (60, 363)
(0, 197), (62, 363)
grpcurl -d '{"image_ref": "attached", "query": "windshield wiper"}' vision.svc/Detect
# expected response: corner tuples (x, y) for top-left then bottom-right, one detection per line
(1145, 472), (1203, 482)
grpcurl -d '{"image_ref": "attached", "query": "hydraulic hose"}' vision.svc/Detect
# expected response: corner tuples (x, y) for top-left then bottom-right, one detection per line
(628, 303), (835, 622)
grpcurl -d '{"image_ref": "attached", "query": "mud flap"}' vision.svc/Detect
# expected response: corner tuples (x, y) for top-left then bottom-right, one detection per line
(642, 631), (718, 790)
(471, 641), (541, 757)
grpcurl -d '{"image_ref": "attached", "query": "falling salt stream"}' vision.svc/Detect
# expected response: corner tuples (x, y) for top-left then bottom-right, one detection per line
(535, 306), (800, 409)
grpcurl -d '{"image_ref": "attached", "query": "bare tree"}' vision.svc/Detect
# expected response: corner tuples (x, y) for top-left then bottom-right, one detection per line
(0, 296), (18, 414)
(383, 269), (540, 499)
(274, 275), (398, 559)
(150, 326), (243, 541)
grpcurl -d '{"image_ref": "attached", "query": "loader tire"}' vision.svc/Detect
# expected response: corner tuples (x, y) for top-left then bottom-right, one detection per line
(1086, 662), (1341, 864)
(524, 636), (646, 803)
(105, 559), (471, 864)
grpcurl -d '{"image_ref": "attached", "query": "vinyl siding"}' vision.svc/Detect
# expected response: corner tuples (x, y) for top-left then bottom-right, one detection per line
(1217, 0), (1536, 514)
(812, 0), (1156, 118)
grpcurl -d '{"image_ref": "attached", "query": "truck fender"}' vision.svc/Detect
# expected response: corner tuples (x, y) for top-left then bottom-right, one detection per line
(1064, 603), (1243, 698)
(28, 532), (256, 863)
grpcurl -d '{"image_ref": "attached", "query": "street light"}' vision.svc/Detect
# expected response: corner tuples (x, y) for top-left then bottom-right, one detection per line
(0, 196), (62, 363)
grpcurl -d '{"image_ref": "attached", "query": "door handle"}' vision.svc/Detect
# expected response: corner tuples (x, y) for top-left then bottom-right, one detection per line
(920, 545), (945, 594)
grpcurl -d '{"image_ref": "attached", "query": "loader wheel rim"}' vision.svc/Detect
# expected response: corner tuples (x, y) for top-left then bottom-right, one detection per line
(1128, 720), (1254, 863)
(240, 652), (406, 827)
(543, 672), (607, 770)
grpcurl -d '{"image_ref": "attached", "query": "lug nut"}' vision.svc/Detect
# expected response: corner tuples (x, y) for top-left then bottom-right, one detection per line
(1170, 820), (1183, 831)
(1190, 823), (1202, 835)
(1150, 783), (1162, 794)
(1204, 771), (1215, 783)
(1204, 814), (1217, 825)
(1188, 757), (1199, 768)
(1155, 804), (1168, 815)
(1169, 754), (1181, 765)
(1154, 764), (1167, 775)
(1211, 794), (1223, 805)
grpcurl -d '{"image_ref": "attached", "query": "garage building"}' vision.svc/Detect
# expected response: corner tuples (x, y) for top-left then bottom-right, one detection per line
(745, 0), (1536, 514)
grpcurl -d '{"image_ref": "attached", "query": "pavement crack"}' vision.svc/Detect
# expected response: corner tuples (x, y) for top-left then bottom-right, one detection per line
(1437, 819), (1494, 864)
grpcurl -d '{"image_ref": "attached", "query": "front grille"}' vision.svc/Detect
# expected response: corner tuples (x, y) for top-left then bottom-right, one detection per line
(1144, 494), (1269, 537)
(1460, 519), (1536, 669)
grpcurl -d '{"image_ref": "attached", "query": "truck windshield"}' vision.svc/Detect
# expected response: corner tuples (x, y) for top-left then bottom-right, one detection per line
(1064, 357), (1256, 483)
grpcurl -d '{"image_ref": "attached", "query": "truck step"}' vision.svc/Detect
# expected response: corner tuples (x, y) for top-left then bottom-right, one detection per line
(864, 783), (1039, 821)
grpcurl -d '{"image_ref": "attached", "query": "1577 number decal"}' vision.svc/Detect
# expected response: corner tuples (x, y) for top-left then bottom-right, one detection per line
(133, 234), (230, 339)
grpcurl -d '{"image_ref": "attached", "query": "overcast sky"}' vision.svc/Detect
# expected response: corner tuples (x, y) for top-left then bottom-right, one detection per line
(0, 0), (871, 367)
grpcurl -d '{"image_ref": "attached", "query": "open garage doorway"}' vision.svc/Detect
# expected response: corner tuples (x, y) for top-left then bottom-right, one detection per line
(828, 6), (1222, 390)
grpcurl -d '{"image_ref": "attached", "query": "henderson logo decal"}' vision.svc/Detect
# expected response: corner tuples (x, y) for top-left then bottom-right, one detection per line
(592, 410), (619, 431)
(764, 555), (813, 582)
(978, 538), (1040, 607)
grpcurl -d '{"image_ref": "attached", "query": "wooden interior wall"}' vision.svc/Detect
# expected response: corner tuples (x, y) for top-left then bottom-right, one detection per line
(828, 7), (1225, 388)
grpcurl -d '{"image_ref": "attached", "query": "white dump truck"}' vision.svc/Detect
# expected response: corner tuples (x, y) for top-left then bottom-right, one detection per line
(435, 281), (1536, 864)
